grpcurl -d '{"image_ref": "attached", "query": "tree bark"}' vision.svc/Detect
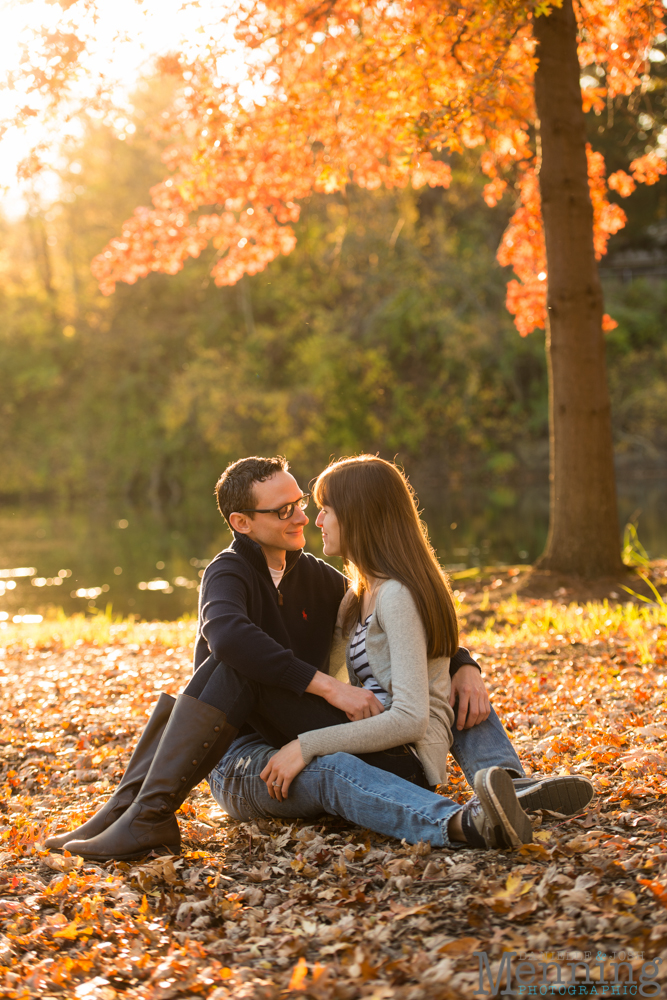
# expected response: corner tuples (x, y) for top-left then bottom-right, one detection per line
(533, 0), (623, 577)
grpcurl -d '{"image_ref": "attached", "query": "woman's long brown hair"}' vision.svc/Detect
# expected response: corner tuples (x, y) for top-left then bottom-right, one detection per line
(313, 456), (458, 658)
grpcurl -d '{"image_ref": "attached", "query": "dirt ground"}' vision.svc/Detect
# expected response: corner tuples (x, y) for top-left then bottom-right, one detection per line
(449, 560), (667, 607)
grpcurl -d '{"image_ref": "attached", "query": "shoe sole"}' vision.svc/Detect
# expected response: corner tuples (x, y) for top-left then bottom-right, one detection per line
(474, 767), (533, 850)
(516, 776), (594, 816)
(67, 842), (181, 863)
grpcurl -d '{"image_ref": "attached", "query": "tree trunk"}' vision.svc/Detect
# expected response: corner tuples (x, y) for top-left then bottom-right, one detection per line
(533, 0), (623, 577)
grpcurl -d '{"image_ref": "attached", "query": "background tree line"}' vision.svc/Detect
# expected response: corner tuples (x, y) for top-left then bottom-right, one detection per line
(1, 76), (667, 510)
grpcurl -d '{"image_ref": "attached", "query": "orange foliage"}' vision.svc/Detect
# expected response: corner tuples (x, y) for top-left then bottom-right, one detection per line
(482, 177), (508, 208)
(84, 0), (666, 335)
(497, 168), (546, 337)
(497, 147), (627, 336)
(629, 150), (667, 185)
(608, 170), (637, 197)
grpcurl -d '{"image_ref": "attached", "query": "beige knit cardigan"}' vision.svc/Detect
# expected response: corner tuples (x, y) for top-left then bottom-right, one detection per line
(298, 580), (455, 787)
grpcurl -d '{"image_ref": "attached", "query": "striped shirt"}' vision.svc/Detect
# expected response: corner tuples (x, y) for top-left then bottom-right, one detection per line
(349, 614), (388, 706)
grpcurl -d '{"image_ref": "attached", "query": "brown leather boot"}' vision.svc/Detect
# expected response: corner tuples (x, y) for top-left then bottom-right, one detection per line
(65, 694), (239, 861)
(45, 692), (175, 850)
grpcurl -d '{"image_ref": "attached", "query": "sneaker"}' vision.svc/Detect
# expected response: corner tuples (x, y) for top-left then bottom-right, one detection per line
(460, 767), (533, 850)
(514, 775), (594, 816)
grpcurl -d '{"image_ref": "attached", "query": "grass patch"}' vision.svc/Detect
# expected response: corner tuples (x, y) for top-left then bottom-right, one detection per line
(0, 610), (197, 651)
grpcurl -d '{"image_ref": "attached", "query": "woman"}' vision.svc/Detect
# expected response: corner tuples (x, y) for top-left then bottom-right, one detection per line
(258, 455), (533, 850)
(49, 455), (531, 859)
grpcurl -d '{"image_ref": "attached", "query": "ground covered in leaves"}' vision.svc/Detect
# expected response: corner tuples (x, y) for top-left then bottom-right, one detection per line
(1, 594), (667, 999)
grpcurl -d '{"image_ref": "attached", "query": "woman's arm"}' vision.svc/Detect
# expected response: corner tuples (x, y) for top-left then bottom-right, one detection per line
(297, 583), (430, 765)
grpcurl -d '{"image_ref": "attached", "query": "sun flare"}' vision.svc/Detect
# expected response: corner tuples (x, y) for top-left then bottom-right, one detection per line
(0, 0), (239, 212)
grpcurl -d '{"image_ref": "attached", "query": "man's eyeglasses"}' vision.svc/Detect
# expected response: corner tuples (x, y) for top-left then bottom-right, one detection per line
(237, 494), (311, 521)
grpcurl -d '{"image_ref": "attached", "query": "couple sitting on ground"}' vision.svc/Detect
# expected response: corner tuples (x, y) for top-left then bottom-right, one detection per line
(46, 455), (593, 861)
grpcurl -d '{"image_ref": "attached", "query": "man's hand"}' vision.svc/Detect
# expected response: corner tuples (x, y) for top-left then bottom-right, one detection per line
(260, 740), (306, 801)
(449, 665), (491, 731)
(306, 672), (384, 720)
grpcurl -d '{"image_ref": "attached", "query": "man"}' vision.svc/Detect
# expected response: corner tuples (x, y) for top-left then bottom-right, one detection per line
(202, 456), (592, 848)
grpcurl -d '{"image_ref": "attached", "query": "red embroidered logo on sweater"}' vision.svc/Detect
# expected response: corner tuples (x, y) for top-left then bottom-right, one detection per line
(302, 609), (308, 620)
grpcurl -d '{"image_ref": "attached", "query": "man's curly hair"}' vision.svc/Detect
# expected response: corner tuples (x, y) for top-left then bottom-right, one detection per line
(215, 456), (289, 523)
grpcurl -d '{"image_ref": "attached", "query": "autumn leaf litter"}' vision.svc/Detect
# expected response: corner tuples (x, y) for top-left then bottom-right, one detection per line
(0, 597), (667, 999)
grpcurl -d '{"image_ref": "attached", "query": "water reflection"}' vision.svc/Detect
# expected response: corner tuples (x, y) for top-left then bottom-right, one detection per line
(0, 502), (224, 622)
(1, 476), (666, 621)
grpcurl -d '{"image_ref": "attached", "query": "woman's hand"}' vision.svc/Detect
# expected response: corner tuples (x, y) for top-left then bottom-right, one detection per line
(260, 740), (306, 801)
(449, 665), (491, 730)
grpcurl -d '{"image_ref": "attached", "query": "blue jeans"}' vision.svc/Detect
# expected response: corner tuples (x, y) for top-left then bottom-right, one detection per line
(209, 737), (463, 847)
(208, 707), (525, 847)
(450, 706), (525, 784)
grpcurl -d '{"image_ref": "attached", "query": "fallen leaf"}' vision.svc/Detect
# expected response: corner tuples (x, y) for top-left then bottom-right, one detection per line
(438, 936), (481, 956)
(638, 879), (667, 908)
(288, 956), (308, 990)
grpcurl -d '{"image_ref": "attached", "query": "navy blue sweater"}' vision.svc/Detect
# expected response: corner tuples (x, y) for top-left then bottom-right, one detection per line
(194, 533), (346, 693)
(193, 532), (479, 690)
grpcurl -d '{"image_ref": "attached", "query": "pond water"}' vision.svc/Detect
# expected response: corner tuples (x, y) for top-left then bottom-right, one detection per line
(1, 473), (666, 623)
